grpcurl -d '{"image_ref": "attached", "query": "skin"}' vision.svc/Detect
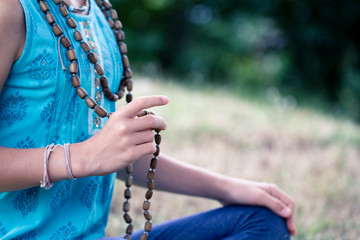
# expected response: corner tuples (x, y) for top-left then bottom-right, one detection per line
(0, 0), (296, 236)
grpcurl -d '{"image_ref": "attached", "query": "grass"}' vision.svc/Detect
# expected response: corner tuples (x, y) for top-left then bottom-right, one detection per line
(106, 76), (360, 239)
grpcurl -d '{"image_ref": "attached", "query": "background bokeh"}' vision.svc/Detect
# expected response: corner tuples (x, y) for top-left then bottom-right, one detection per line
(106, 0), (360, 239)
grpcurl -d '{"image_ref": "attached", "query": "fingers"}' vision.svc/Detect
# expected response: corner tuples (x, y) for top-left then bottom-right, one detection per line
(119, 95), (169, 118)
(132, 115), (167, 132)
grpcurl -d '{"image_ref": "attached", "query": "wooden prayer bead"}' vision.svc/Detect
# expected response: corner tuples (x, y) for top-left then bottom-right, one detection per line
(66, 17), (77, 28)
(85, 97), (97, 109)
(126, 93), (133, 103)
(53, 0), (62, 4)
(102, 9), (109, 18)
(114, 20), (123, 30)
(140, 234), (148, 240)
(60, 5), (69, 17)
(145, 221), (152, 232)
(143, 200), (151, 211)
(117, 90), (125, 99)
(123, 213), (132, 224)
(126, 224), (134, 235)
(39, 1), (49, 13)
(81, 42), (91, 52)
(88, 52), (98, 64)
(124, 68), (132, 79)
(123, 202), (130, 212)
(150, 157), (158, 169)
(110, 9), (118, 20)
(52, 25), (63, 36)
(145, 190), (153, 200)
(76, 87), (88, 99)
(147, 170), (155, 181)
(147, 180), (155, 190)
(95, 0), (102, 7)
(69, 62), (78, 74)
(122, 55), (130, 68)
(115, 31), (125, 41)
(103, 0), (112, 10)
(126, 165), (133, 174)
(74, 30), (82, 41)
(95, 64), (104, 76)
(111, 94), (119, 101)
(126, 79), (133, 91)
(45, 13), (55, 25)
(124, 235), (131, 240)
(125, 176), (133, 187)
(67, 49), (77, 61)
(153, 145), (160, 157)
(107, 18), (114, 29)
(71, 76), (80, 88)
(61, 37), (71, 48)
(95, 106), (107, 118)
(144, 211), (152, 221)
(100, 76), (108, 88)
(124, 189), (131, 199)
(119, 42), (127, 54)
(155, 134), (161, 145)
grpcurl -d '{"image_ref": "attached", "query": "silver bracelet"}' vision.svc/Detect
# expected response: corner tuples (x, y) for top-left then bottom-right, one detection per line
(40, 143), (56, 190)
(64, 143), (76, 181)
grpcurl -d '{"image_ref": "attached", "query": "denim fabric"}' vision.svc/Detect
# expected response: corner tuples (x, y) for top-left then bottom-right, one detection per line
(103, 205), (290, 240)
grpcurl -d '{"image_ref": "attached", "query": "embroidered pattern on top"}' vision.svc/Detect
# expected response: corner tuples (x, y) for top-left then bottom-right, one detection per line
(0, 91), (28, 127)
(28, 49), (57, 86)
(13, 187), (40, 218)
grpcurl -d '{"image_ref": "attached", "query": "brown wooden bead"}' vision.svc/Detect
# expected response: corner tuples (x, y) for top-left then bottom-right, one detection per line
(123, 202), (131, 212)
(124, 189), (131, 199)
(145, 190), (153, 200)
(116, 90), (125, 99)
(126, 224), (134, 235)
(143, 200), (151, 211)
(60, 5), (69, 17)
(66, 17), (77, 28)
(95, 0), (102, 7)
(85, 97), (97, 109)
(61, 37), (71, 48)
(95, 64), (104, 76)
(103, 0), (112, 10)
(103, 87), (111, 97)
(150, 158), (158, 169)
(123, 213), (132, 224)
(111, 94), (119, 101)
(110, 9), (118, 20)
(126, 165), (133, 174)
(88, 52), (98, 64)
(95, 105), (107, 118)
(144, 211), (152, 221)
(39, 1), (49, 13)
(81, 42), (91, 53)
(76, 87), (88, 99)
(118, 42), (127, 54)
(107, 18), (114, 29)
(145, 221), (152, 232)
(115, 31), (125, 41)
(45, 13), (55, 25)
(147, 170), (155, 181)
(155, 134), (161, 145)
(126, 93), (133, 103)
(147, 180), (155, 190)
(124, 235), (131, 240)
(67, 49), (77, 61)
(122, 55), (130, 68)
(71, 76), (80, 88)
(52, 25), (63, 36)
(102, 9), (109, 18)
(140, 234), (148, 240)
(153, 145), (160, 156)
(124, 68), (132, 79)
(100, 76), (109, 88)
(126, 79), (133, 91)
(74, 30), (82, 41)
(53, 0), (62, 4)
(69, 62), (78, 74)
(114, 20), (123, 30)
(125, 176), (133, 187)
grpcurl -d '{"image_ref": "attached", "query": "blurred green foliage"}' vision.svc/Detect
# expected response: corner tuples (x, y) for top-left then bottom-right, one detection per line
(112, 0), (360, 121)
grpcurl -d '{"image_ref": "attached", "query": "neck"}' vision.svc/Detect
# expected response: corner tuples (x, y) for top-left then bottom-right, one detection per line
(64, 0), (88, 9)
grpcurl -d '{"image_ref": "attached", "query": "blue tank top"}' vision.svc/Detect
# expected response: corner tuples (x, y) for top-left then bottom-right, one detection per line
(0, 0), (124, 238)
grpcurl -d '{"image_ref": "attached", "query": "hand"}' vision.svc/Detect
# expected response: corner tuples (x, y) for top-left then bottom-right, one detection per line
(219, 178), (296, 236)
(76, 95), (169, 177)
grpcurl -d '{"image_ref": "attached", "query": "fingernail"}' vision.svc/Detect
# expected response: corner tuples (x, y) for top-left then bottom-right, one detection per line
(281, 207), (291, 216)
(162, 96), (169, 103)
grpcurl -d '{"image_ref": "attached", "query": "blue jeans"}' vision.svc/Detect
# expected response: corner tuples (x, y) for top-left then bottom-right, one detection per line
(103, 205), (290, 240)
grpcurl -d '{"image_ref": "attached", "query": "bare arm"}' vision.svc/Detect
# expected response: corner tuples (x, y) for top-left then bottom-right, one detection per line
(120, 153), (297, 235)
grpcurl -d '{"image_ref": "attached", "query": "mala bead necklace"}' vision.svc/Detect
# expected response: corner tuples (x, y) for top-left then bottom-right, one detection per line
(36, 1), (161, 239)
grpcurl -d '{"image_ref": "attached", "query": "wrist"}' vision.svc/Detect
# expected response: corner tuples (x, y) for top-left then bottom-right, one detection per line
(70, 141), (92, 178)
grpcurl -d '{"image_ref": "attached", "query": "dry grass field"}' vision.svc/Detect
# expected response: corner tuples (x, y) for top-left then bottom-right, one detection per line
(106, 77), (360, 240)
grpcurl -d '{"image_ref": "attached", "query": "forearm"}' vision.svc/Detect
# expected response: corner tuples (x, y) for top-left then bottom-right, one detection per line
(120, 153), (230, 202)
(0, 143), (86, 192)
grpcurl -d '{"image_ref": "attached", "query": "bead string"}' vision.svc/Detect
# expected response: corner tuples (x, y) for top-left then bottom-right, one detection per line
(36, 1), (161, 238)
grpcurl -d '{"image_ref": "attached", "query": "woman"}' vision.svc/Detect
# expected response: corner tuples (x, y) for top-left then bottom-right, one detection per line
(0, 0), (296, 239)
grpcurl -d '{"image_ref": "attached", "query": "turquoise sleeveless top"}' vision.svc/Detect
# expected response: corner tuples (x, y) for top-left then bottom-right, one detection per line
(0, 0), (123, 239)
